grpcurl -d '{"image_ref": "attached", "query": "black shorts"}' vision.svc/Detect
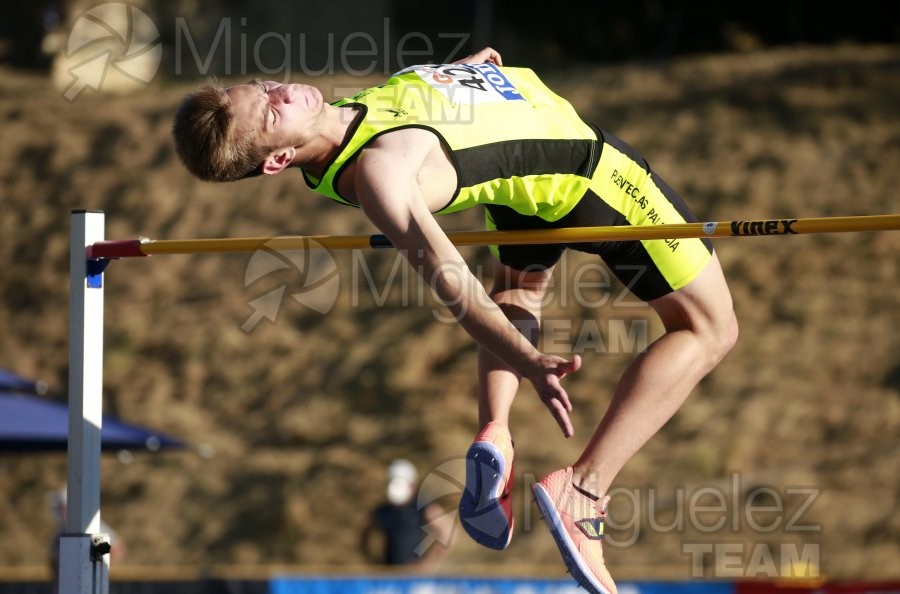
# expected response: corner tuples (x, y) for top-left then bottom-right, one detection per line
(485, 128), (713, 302)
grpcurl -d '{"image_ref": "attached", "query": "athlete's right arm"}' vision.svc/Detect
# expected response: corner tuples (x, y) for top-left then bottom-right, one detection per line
(353, 134), (580, 437)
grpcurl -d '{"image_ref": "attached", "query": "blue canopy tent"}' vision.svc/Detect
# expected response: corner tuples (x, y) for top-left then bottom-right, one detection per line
(0, 369), (183, 452)
(0, 368), (48, 394)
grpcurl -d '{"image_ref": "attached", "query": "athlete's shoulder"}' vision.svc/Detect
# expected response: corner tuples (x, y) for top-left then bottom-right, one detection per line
(366, 127), (439, 157)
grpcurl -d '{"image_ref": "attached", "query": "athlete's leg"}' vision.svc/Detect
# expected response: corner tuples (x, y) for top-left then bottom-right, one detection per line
(461, 262), (556, 550)
(478, 262), (555, 428)
(571, 253), (738, 496)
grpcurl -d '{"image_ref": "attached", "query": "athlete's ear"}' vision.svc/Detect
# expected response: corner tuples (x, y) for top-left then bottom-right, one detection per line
(261, 147), (296, 176)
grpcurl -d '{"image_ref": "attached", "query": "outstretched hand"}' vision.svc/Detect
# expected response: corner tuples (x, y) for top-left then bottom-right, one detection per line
(453, 47), (502, 66)
(527, 354), (582, 438)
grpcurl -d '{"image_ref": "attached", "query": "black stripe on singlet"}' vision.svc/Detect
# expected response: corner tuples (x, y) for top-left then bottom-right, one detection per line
(453, 138), (597, 187)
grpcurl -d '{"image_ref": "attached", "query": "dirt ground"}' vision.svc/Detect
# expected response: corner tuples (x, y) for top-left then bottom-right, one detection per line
(0, 44), (897, 580)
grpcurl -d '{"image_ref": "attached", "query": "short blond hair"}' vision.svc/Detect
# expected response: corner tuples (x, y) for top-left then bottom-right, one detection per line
(171, 82), (266, 182)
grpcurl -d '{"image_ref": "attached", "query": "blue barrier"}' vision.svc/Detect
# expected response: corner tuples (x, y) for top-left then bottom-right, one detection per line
(270, 576), (737, 594)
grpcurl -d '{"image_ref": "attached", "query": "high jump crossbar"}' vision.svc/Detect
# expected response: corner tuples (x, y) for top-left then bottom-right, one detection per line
(64, 210), (899, 594)
(87, 214), (900, 258)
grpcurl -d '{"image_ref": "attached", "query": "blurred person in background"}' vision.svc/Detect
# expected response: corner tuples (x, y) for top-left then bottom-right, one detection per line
(172, 46), (738, 594)
(361, 459), (451, 567)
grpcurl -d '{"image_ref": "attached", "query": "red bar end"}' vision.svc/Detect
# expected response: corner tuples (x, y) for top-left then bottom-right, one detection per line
(87, 240), (146, 259)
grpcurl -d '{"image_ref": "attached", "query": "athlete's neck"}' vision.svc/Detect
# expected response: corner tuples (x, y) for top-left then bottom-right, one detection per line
(296, 105), (363, 179)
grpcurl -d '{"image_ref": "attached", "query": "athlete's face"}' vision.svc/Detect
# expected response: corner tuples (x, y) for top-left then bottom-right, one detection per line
(226, 80), (325, 153)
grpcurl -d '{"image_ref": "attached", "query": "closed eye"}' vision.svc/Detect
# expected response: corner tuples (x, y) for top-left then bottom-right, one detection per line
(253, 80), (276, 129)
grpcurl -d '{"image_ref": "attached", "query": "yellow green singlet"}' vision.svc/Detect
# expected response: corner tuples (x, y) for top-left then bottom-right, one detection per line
(303, 63), (713, 301)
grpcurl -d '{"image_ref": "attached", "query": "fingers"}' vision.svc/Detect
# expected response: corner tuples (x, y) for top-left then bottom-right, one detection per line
(548, 395), (574, 438)
(551, 354), (582, 378)
(571, 354), (582, 372)
(463, 47), (502, 65)
(529, 354), (580, 437)
(545, 375), (574, 437)
(548, 374), (573, 412)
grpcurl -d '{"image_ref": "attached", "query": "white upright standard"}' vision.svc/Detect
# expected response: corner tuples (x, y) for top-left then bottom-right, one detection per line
(60, 210), (110, 594)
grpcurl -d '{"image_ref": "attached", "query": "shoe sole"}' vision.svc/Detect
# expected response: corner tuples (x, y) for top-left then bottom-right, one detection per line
(533, 483), (611, 594)
(458, 440), (513, 550)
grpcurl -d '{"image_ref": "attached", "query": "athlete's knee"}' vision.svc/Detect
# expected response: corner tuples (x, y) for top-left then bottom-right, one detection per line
(489, 264), (554, 303)
(659, 298), (738, 370)
(662, 257), (738, 369)
(699, 307), (738, 369)
(488, 266), (548, 345)
(713, 308), (739, 362)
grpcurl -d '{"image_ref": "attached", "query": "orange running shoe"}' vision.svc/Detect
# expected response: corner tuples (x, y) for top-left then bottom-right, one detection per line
(458, 421), (515, 550)
(533, 467), (617, 594)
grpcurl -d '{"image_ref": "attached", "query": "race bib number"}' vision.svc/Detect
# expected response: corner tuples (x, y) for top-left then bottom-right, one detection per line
(399, 63), (525, 104)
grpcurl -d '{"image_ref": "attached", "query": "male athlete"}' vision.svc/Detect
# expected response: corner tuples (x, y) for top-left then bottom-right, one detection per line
(172, 47), (738, 593)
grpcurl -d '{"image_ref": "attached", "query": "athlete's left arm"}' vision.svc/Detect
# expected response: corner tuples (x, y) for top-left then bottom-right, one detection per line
(452, 46), (502, 65)
(354, 132), (580, 438)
